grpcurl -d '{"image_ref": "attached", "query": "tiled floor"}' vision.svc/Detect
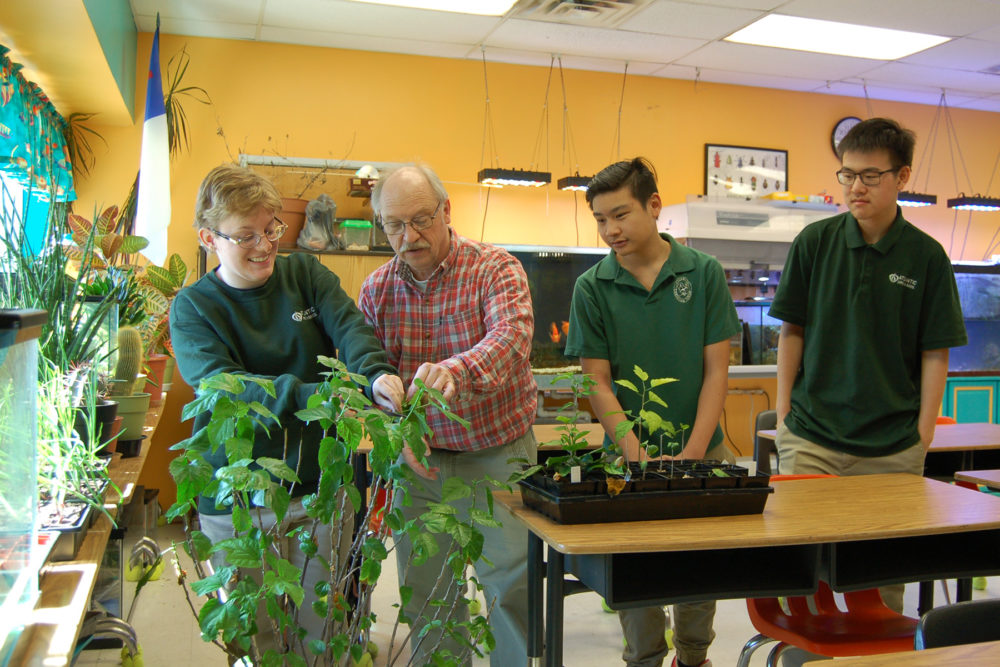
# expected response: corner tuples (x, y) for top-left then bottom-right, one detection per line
(75, 520), (1000, 667)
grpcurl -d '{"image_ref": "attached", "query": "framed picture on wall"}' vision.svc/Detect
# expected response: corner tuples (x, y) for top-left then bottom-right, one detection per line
(705, 144), (788, 200)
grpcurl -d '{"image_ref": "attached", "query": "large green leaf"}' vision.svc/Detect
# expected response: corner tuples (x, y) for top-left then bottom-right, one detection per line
(169, 453), (213, 505)
(256, 456), (301, 483)
(190, 566), (236, 596)
(211, 536), (263, 568)
(441, 476), (472, 502)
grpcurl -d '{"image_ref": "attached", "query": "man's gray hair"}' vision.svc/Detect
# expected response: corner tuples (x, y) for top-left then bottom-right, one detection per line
(371, 164), (449, 219)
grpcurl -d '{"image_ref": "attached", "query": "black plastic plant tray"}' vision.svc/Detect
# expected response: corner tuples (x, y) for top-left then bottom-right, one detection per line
(517, 476), (774, 524)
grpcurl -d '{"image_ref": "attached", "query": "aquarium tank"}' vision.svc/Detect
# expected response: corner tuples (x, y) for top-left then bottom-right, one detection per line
(950, 263), (1000, 372)
(0, 309), (46, 662)
(501, 245), (607, 369)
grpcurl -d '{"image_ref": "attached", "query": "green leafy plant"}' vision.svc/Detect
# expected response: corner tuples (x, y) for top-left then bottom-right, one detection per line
(167, 357), (501, 666)
(611, 365), (688, 478)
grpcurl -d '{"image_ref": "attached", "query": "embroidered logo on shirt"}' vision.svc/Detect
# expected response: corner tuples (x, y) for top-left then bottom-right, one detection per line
(888, 273), (917, 290)
(673, 276), (693, 303)
(292, 306), (319, 322)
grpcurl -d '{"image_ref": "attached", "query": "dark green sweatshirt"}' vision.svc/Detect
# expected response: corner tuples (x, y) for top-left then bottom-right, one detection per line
(169, 253), (397, 514)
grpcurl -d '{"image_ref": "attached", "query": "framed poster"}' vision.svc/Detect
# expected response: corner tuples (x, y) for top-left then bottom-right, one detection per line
(705, 144), (788, 200)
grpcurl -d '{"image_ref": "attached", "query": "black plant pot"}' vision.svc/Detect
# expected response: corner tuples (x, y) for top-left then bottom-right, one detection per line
(74, 399), (119, 453)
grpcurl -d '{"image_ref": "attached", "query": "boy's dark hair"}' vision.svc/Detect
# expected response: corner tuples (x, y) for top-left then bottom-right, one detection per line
(585, 157), (659, 208)
(837, 117), (916, 168)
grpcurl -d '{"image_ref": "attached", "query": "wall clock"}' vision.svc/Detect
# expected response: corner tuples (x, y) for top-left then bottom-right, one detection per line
(832, 116), (862, 156)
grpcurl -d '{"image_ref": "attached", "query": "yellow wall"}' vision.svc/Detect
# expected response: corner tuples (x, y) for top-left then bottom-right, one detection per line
(77, 33), (1000, 272)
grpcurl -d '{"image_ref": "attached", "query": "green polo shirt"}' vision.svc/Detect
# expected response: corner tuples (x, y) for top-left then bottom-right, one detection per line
(566, 234), (740, 452)
(770, 208), (967, 457)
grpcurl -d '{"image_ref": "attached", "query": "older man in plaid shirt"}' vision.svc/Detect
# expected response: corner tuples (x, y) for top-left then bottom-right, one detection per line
(358, 164), (537, 666)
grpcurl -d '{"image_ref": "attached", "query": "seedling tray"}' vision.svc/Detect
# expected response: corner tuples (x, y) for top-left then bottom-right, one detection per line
(518, 476), (773, 524)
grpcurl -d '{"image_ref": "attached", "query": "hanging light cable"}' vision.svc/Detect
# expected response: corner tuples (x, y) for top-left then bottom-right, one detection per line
(609, 61), (629, 163)
(555, 56), (593, 193)
(899, 92), (942, 208)
(476, 51), (552, 188)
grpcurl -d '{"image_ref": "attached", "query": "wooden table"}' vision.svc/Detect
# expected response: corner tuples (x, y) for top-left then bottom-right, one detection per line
(955, 469), (1000, 490)
(10, 400), (165, 667)
(496, 474), (1000, 667)
(832, 640), (1000, 666)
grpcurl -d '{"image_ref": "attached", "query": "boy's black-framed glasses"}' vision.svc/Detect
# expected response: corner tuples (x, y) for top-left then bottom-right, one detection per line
(835, 168), (900, 187)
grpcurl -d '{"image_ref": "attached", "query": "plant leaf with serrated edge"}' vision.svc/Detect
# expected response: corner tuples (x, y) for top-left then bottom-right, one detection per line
(650, 377), (677, 387)
(256, 456), (300, 483)
(647, 392), (669, 409)
(633, 365), (648, 381)
(441, 476), (471, 502)
(614, 420), (632, 444)
(211, 536), (262, 568)
(615, 379), (639, 394)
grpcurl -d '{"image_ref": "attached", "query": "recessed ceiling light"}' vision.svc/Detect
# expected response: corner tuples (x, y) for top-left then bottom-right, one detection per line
(349, 0), (517, 16)
(725, 15), (949, 60)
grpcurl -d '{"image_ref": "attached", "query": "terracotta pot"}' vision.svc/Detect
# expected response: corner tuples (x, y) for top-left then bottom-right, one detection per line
(145, 353), (169, 405)
(104, 415), (124, 455)
(279, 197), (309, 248)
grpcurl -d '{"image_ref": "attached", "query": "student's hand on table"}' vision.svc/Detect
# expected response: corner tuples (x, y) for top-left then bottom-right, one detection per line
(373, 374), (404, 412)
(409, 362), (456, 402)
(402, 438), (439, 480)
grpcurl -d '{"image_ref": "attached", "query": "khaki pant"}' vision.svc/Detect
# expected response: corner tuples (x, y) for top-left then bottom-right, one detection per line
(392, 431), (537, 667)
(616, 440), (731, 667)
(199, 497), (353, 654)
(775, 419), (926, 612)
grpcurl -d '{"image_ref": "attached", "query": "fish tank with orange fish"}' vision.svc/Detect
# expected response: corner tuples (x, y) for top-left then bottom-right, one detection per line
(500, 245), (607, 370)
(950, 262), (1000, 372)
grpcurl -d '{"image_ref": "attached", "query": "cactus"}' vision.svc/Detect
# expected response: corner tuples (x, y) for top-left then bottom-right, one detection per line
(111, 325), (144, 396)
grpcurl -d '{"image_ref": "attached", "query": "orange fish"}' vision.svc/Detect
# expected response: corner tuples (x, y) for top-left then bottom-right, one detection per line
(549, 322), (560, 343)
(561, 321), (570, 336)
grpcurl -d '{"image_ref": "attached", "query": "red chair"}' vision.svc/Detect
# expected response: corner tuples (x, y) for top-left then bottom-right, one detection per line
(936, 415), (957, 425)
(736, 475), (919, 667)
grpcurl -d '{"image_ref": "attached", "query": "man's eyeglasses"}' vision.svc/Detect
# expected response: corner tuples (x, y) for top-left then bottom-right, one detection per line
(379, 201), (442, 236)
(212, 219), (288, 249)
(835, 168), (900, 187)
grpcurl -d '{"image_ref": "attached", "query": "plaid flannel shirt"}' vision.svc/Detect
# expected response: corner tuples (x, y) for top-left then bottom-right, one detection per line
(358, 231), (537, 451)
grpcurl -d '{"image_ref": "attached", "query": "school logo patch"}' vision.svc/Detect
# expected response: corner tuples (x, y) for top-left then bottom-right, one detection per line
(888, 273), (917, 290)
(292, 306), (319, 322)
(673, 276), (693, 303)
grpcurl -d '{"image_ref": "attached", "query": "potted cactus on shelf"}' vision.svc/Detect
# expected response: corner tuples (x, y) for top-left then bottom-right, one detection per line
(108, 325), (150, 456)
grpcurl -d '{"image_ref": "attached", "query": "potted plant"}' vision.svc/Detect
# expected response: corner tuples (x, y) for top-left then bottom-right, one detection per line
(512, 366), (773, 524)
(166, 356), (502, 666)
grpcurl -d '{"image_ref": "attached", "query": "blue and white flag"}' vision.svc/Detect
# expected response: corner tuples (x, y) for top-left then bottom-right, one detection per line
(136, 14), (170, 266)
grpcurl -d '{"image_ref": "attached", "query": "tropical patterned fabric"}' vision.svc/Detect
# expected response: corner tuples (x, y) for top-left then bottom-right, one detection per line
(0, 45), (74, 202)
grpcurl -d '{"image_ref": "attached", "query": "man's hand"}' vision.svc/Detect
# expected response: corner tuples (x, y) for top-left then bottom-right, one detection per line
(402, 440), (438, 480)
(372, 374), (404, 412)
(409, 362), (456, 402)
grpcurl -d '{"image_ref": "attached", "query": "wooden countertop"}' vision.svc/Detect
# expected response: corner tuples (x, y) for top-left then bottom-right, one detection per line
(9, 398), (165, 667)
(496, 473), (1000, 556)
(955, 469), (1000, 490)
(831, 640), (1000, 666)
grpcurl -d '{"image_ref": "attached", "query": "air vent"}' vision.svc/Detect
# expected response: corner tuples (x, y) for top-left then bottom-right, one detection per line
(512, 0), (654, 28)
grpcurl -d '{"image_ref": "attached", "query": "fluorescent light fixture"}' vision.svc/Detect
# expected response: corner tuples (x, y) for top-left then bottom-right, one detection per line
(478, 168), (551, 188)
(557, 175), (592, 192)
(349, 0), (517, 16)
(897, 191), (937, 207)
(947, 195), (1000, 212)
(725, 15), (949, 60)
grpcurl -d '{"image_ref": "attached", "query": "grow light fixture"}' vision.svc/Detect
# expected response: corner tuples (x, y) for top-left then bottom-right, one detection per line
(947, 195), (1000, 212)
(557, 175), (591, 191)
(897, 191), (937, 207)
(477, 168), (551, 188)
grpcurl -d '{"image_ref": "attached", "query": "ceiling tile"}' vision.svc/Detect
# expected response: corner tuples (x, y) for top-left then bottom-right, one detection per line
(816, 80), (982, 107)
(652, 64), (826, 93)
(618, 1), (764, 40)
(473, 48), (664, 76)
(260, 0), (500, 44)
(675, 41), (883, 82)
(132, 0), (261, 24)
(140, 16), (258, 41)
(259, 27), (475, 58)
(680, 0), (786, 10)
(953, 96), (1000, 113)
(484, 18), (705, 63)
(865, 61), (1000, 95)
(780, 0), (1000, 37)
(902, 37), (1000, 72)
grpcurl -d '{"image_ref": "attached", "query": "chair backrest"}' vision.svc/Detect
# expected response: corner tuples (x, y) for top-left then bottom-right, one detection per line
(754, 409), (778, 474)
(915, 599), (1000, 649)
